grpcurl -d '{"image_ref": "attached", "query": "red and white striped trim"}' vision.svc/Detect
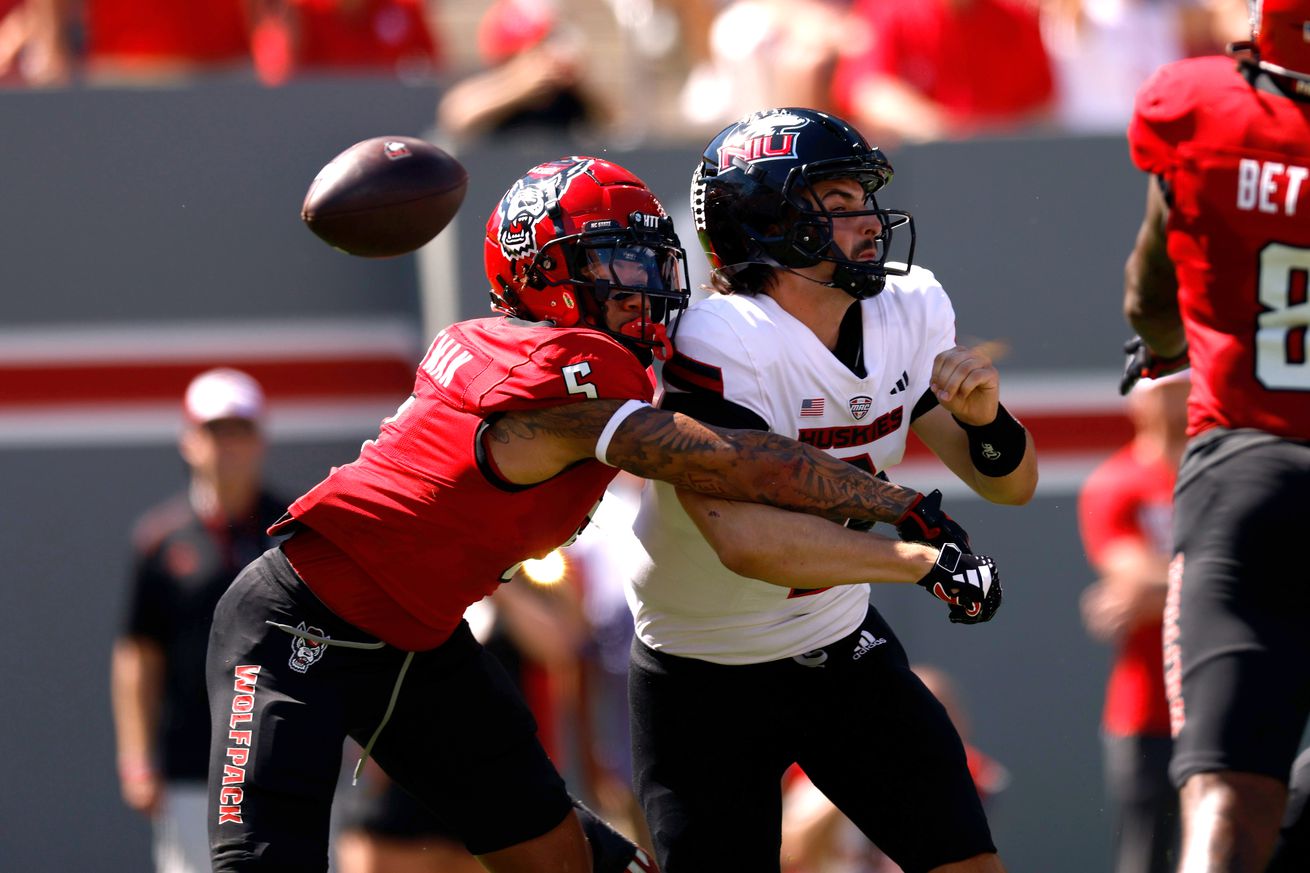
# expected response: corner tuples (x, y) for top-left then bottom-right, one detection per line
(0, 318), (421, 445)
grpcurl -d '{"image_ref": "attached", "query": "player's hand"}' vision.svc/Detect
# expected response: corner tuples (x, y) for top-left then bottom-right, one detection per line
(1080, 574), (1167, 642)
(917, 543), (1002, 624)
(931, 344), (1000, 425)
(895, 489), (972, 552)
(1119, 336), (1188, 395)
(119, 761), (163, 815)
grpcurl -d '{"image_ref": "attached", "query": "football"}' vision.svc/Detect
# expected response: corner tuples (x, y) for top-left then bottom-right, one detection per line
(301, 136), (468, 258)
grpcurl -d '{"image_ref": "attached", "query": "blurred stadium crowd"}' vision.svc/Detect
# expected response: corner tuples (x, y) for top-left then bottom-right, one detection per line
(0, 0), (1251, 142)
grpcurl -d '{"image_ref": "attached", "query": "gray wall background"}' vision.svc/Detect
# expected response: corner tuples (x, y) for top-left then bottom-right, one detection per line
(2, 82), (1159, 872)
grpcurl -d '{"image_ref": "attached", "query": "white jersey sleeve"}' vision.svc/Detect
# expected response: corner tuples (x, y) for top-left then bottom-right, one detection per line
(661, 298), (780, 423)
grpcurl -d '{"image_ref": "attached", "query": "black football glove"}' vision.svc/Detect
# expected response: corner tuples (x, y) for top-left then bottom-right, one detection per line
(917, 543), (1002, 625)
(1119, 336), (1188, 396)
(895, 489), (972, 553)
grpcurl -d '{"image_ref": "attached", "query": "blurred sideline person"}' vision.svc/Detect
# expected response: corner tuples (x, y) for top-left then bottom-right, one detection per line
(1121, 2), (1310, 870)
(435, 0), (609, 142)
(1039, 0), (1215, 135)
(830, 0), (1053, 146)
(249, 0), (442, 86)
(627, 107), (1035, 873)
(677, 0), (848, 129)
(21, 0), (252, 85)
(112, 369), (285, 873)
(779, 665), (1009, 873)
(1078, 373), (1190, 873)
(204, 155), (983, 873)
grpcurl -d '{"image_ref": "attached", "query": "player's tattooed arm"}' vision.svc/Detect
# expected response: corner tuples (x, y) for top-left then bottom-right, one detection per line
(490, 401), (921, 523)
(608, 405), (919, 524)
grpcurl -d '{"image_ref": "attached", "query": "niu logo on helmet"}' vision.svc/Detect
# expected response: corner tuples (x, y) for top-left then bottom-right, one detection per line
(716, 110), (810, 170)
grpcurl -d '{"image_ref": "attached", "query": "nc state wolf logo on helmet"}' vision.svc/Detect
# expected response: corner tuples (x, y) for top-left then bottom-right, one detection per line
(496, 158), (594, 260)
(716, 109), (811, 170)
(288, 622), (329, 673)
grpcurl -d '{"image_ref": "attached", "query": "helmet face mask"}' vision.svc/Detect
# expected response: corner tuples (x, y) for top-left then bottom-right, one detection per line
(1232, 0), (1310, 86)
(692, 108), (915, 299)
(485, 157), (690, 358)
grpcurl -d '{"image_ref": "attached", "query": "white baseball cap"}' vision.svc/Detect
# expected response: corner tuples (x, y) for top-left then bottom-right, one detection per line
(184, 368), (266, 423)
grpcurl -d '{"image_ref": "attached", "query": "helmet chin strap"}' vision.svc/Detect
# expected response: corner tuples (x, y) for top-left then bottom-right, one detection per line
(772, 262), (885, 300)
(829, 263), (886, 299)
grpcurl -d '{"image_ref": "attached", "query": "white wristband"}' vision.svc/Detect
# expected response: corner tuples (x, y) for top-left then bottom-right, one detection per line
(595, 399), (650, 466)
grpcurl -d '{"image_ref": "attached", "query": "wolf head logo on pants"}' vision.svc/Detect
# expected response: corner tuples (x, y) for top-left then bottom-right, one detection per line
(289, 622), (329, 673)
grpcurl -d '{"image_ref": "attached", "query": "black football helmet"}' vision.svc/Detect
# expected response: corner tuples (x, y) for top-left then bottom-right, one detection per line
(690, 107), (915, 299)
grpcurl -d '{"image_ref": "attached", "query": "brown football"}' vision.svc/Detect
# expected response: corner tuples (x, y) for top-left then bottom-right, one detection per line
(301, 136), (468, 258)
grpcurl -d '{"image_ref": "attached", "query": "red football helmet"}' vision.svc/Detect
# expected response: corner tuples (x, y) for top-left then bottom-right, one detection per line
(484, 156), (690, 359)
(1234, 0), (1310, 84)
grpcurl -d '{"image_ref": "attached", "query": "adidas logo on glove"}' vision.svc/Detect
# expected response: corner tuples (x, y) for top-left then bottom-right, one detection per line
(916, 542), (1003, 625)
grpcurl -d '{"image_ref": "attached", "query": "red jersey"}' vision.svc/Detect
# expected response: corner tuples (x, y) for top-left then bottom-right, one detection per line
(831, 0), (1052, 131)
(87, 0), (250, 65)
(275, 318), (653, 649)
(1078, 445), (1175, 737)
(1129, 57), (1310, 440)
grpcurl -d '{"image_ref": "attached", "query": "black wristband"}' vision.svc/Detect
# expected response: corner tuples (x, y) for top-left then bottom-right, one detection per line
(952, 403), (1027, 477)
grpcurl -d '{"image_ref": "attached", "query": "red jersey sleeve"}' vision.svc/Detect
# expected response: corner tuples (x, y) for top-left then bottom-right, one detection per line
(429, 319), (654, 416)
(481, 329), (655, 413)
(1128, 61), (1199, 177)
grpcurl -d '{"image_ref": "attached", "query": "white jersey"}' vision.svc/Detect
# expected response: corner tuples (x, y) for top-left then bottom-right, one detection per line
(628, 266), (957, 664)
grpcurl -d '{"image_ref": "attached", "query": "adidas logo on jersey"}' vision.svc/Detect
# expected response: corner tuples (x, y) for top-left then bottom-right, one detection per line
(889, 370), (910, 395)
(852, 629), (887, 660)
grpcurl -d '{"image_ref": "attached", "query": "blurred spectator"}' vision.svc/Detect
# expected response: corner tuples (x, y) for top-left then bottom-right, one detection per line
(779, 664), (1009, 873)
(20, 0), (252, 85)
(1040, 0), (1193, 134)
(251, 0), (442, 86)
(1039, 0), (1245, 134)
(435, 0), (609, 142)
(831, 0), (1054, 145)
(111, 369), (286, 873)
(678, 0), (848, 129)
(335, 567), (590, 873)
(1078, 372), (1189, 873)
(659, 0), (716, 70)
(0, 0), (32, 84)
(9, 0), (440, 86)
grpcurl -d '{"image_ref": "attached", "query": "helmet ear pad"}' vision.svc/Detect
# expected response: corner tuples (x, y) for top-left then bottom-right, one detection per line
(785, 218), (833, 265)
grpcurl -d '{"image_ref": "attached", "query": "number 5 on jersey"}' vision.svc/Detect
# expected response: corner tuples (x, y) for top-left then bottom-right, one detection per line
(563, 362), (598, 399)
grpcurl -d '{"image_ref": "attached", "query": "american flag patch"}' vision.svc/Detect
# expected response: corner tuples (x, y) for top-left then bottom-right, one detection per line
(800, 398), (825, 417)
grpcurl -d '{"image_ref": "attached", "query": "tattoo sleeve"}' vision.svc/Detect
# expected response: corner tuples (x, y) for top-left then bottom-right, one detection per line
(491, 401), (919, 523)
(607, 406), (918, 524)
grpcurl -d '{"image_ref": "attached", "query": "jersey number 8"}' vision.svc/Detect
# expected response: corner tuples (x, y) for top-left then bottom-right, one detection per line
(1257, 242), (1310, 390)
